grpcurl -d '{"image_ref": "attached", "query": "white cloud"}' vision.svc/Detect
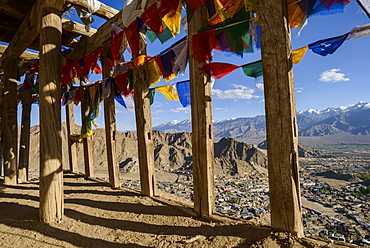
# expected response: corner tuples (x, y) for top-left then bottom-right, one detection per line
(319, 69), (350, 83)
(215, 108), (231, 111)
(296, 87), (303, 93)
(256, 83), (264, 91)
(153, 107), (190, 114)
(212, 84), (260, 100)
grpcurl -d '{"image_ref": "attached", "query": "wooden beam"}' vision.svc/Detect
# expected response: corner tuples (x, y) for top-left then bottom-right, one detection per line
(133, 31), (156, 197)
(0, 78), (3, 177)
(102, 64), (120, 188)
(2, 56), (18, 185)
(0, 32), (40, 54)
(258, 0), (304, 237)
(0, 15), (23, 32)
(80, 85), (95, 178)
(0, 0), (32, 16)
(0, 44), (38, 61)
(38, 1), (65, 223)
(188, 4), (215, 217)
(62, 17), (97, 37)
(65, 85), (78, 173)
(65, 0), (119, 19)
(66, 0), (156, 62)
(18, 73), (34, 183)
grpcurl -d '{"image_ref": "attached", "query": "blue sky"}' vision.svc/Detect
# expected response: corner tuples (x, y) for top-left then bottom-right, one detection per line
(14, 1), (370, 131)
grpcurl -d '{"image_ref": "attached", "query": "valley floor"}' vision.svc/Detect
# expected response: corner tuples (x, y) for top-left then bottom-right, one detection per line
(0, 172), (356, 248)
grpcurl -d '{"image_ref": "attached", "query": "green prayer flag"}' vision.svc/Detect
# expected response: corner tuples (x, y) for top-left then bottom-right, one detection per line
(149, 88), (155, 105)
(241, 60), (263, 78)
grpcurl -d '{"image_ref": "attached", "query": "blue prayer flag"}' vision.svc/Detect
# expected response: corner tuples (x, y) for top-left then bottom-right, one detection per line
(176, 80), (191, 107)
(308, 34), (349, 56)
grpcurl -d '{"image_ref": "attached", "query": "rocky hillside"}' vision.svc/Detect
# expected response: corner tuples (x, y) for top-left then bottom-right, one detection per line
(257, 140), (323, 157)
(28, 126), (268, 180)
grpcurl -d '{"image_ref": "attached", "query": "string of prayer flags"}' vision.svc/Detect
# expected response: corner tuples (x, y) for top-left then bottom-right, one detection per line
(348, 23), (370, 39)
(156, 84), (180, 101)
(241, 60), (263, 78)
(80, 85), (101, 140)
(308, 33), (349, 56)
(147, 24), (173, 44)
(199, 62), (240, 79)
(292, 46), (308, 65)
(176, 80), (191, 107)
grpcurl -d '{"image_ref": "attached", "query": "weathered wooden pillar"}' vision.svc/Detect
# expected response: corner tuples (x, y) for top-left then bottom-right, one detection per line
(0, 78), (3, 177)
(39, 2), (64, 223)
(133, 31), (156, 197)
(65, 85), (78, 173)
(188, 5), (215, 217)
(80, 85), (95, 178)
(258, 0), (304, 237)
(103, 64), (120, 188)
(18, 73), (34, 183)
(2, 56), (18, 185)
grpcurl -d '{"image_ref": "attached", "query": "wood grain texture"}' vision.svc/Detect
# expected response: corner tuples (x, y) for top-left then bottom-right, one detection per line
(66, 0), (119, 19)
(18, 73), (34, 183)
(2, 56), (18, 185)
(102, 63), (120, 188)
(62, 17), (97, 37)
(65, 84), (78, 173)
(133, 32), (156, 197)
(258, 0), (303, 237)
(80, 85), (95, 178)
(38, 5), (64, 223)
(188, 4), (215, 217)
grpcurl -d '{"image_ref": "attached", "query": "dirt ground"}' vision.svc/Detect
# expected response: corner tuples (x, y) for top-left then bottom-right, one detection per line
(0, 172), (356, 248)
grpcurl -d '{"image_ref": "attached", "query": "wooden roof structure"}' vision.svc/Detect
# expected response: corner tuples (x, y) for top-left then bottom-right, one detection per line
(0, 0), (304, 239)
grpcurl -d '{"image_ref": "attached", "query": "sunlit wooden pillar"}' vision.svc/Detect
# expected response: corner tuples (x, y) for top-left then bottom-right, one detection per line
(258, 0), (304, 237)
(0, 77), (3, 177)
(2, 56), (18, 185)
(133, 31), (156, 197)
(188, 4), (215, 217)
(102, 63), (120, 188)
(38, 1), (64, 223)
(65, 84), (78, 173)
(18, 73), (34, 183)
(80, 84), (95, 178)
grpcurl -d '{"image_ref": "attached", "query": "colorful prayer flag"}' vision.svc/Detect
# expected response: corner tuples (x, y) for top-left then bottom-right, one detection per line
(176, 80), (191, 107)
(199, 62), (240, 79)
(241, 60), (263, 78)
(292, 46), (308, 65)
(308, 33), (349, 56)
(156, 85), (179, 100)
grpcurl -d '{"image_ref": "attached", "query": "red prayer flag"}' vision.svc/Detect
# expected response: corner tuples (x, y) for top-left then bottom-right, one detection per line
(158, 0), (180, 18)
(192, 29), (217, 63)
(82, 47), (102, 77)
(125, 18), (140, 54)
(141, 4), (164, 34)
(115, 72), (132, 96)
(185, 0), (207, 9)
(199, 62), (240, 79)
(111, 30), (124, 65)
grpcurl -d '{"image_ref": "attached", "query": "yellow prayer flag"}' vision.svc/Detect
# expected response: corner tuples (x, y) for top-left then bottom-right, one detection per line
(162, 1), (182, 37)
(288, 0), (305, 29)
(156, 85), (179, 101)
(292, 46), (308, 65)
(147, 60), (162, 87)
(134, 55), (151, 67)
(244, 0), (258, 12)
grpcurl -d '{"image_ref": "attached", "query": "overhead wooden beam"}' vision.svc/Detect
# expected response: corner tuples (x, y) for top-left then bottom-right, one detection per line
(258, 0), (304, 237)
(66, 0), (156, 61)
(0, 0), (32, 16)
(0, 32), (40, 54)
(0, 44), (39, 61)
(62, 17), (97, 37)
(188, 4), (215, 217)
(38, 0), (65, 223)
(65, 0), (119, 20)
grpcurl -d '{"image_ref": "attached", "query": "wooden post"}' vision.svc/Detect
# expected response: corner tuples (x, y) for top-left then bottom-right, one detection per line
(0, 78), (3, 177)
(65, 85), (78, 173)
(80, 85), (95, 178)
(188, 5), (215, 217)
(18, 73), (34, 183)
(258, 0), (304, 237)
(39, 2), (64, 223)
(2, 56), (18, 185)
(102, 64), (120, 188)
(133, 31), (156, 197)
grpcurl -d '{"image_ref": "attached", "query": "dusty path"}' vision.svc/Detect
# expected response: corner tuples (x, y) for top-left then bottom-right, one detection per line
(0, 173), (355, 248)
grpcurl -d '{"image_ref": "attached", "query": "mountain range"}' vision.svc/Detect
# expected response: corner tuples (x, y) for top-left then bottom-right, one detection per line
(154, 101), (370, 146)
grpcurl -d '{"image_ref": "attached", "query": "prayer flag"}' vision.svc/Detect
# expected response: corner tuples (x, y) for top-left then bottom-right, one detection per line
(162, 0), (182, 37)
(110, 30), (124, 65)
(125, 18), (141, 54)
(348, 23), (370, 39)
(149, 88), (155, 105)
(176, 80), (191, 107)
(192, 29), (217, 62)
(148, 60), (162, 87)
(241, 60), (263, 78)
(156, 85), (179, 100)
(141, 3), (164, 34)
(185, 0), (207, 10)
(308, 33), (349, 56)
(292, 46), (308, 65)
(199, 62), (240, 79)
